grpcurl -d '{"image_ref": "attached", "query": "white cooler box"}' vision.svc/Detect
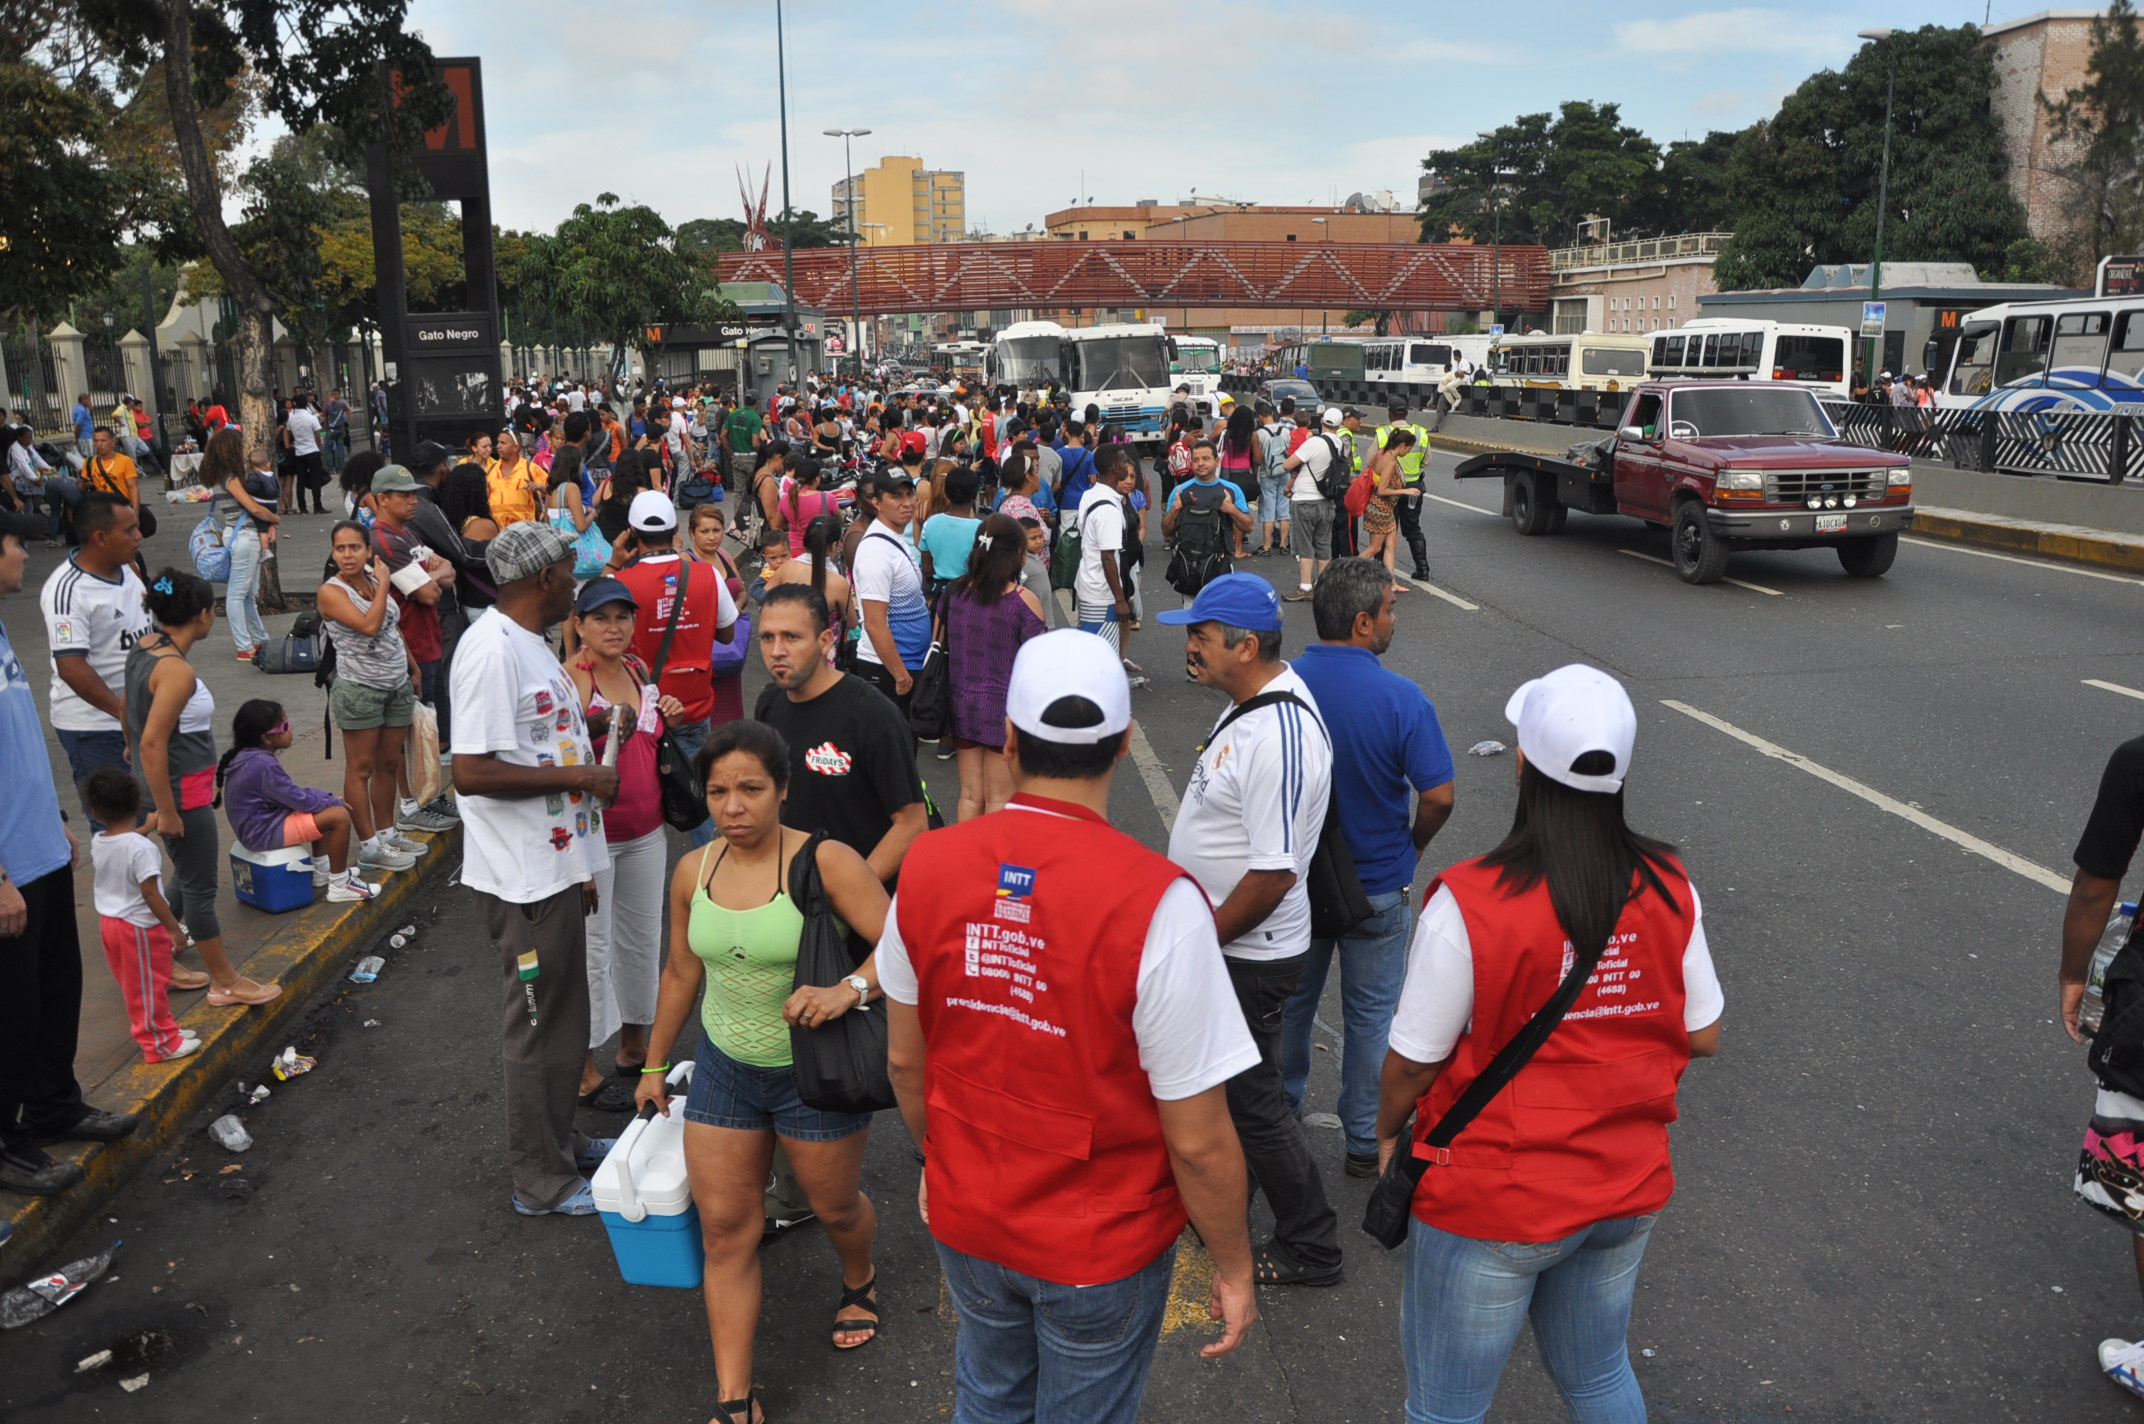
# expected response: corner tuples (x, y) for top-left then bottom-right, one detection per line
(592, 1062), (702, 1288)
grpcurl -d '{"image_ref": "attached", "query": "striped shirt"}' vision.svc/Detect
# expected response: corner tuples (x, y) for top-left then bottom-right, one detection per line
(1166, 665), (1332, 962)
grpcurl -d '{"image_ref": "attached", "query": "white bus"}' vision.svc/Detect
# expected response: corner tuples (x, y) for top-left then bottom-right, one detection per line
(985, 319), (1066, 394)
(1361, 337), (1492, 385)
(986, 320), (1178, 442)
(1487, 331), (1651, 391)
(1936, 294), (2144, 414)
(1171, 335), (1224, 416)
(1646, 319), (1852, 399)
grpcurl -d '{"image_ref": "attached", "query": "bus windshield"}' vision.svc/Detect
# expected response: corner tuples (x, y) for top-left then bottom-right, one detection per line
(1669, 387), (1837, 438)
(1176, 344), (1220, 373)
(1074, 336), (1169, 393)
(995, 336), (1063, 385)
(1773, 334), (1846, 383)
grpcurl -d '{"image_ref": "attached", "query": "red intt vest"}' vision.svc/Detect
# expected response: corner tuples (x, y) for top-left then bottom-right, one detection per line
(901, 795), (1190, 1285)
(1411, 856), (1697, 1243)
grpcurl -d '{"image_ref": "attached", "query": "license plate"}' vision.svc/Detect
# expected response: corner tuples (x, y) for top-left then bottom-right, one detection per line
(1815, 513), (1848, 532)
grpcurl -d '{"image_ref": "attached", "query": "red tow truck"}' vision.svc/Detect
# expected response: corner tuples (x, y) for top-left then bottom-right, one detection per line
(1454, 381), (1915, 583)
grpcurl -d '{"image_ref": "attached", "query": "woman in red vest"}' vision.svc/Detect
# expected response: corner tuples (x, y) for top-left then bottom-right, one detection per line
(1375, 664), (1724, 1424)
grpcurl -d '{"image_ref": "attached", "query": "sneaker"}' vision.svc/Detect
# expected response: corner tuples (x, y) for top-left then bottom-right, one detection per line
(2102, 1339), (2144, 1399)
(312, 859), (331, 887)
(512, 1179), (599, 1217)
(382, 828), (430, 856)
(421, 794), (459, 823)
(1282, 589), (1313, 603)
(397, 802), (458, 833)
(360, 842), (417, 871)
(326, 874), (379, 904)
(0, 1145), (85, 1195)
(148, 1037), (202, 1064)
(236, 648), (258, 662)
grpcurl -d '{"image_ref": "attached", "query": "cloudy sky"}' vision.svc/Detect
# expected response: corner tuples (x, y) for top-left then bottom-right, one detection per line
(399, 0), (2005, 236)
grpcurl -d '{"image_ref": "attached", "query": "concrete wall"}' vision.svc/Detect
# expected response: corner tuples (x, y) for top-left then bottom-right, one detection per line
(1985, 10), (2101, 249)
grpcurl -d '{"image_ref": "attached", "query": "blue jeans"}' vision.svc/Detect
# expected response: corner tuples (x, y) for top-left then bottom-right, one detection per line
(936, 1239), (1176, 1424)
(667, 717), (714, 847)
(1401, 1214), (1657, 1424)
(56, 727), (131, 832)
(1280, 888), (1409, 1157)
(225, 527), (269, 652)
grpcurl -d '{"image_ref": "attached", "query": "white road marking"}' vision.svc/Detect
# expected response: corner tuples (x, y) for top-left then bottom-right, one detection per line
(1401, 574), (1479, 610)
(1661, 699), (2070, 895)
(1900, 536), (2144, 587)
(1425, 493), (1498, 516)
(1127, 720), (1181, 824)
(1617, 549), (1784, 596)
(2084, 678), (2144, 703)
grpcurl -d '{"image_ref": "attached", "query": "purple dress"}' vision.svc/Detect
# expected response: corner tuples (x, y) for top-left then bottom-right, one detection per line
(946, 582), (1045, 747)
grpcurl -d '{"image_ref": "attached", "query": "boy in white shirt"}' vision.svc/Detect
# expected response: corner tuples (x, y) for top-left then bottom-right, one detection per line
(85, 767), (199, 1064)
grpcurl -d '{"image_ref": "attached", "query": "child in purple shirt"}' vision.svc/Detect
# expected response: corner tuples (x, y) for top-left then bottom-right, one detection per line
(216, 699), (376, 904)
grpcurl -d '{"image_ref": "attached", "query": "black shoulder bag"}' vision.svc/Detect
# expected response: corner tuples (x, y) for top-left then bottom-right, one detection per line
(647, 578), (708, 831)
(1361, 924), (1610, 1250)
(1210, 690), (1374, 942)
(907, 588), (952, 742)
(787, 832), (898, 1112)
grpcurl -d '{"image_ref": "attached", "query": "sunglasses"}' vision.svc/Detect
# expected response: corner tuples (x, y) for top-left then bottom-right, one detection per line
(268, 721), (290, 737)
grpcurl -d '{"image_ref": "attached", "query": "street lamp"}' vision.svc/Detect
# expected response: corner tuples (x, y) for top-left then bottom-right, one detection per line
(1475, 130), (1509, 333)
(775, 0), (800, 386)
(1858, 28), (1897, 396)
(1312, 218), (1329, 336)
(101, 312), (115, 399)
(824, 126), (873, 378)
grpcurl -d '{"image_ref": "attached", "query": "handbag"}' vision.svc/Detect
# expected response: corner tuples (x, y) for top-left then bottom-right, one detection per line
(1362, 919), (1611, 1250)
(907, 591), (951, 742)
(710, 608), (751, 677)
(645, 574), (709, 830)
(552, 489), (611, 579)
(1209, 691), (1373, 940)
(787, 832), (897, 1113)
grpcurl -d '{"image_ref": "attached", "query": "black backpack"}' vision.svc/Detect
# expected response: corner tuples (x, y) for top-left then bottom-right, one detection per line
(2091, 918), (2144, 1096)
(1167, 481), (1232, 596)
(1313, 433), (1354, 503)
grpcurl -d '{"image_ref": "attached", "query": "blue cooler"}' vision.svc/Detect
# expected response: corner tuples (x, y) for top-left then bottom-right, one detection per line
(593, 1063), (702, 1288)
(229, 845), (314, 913)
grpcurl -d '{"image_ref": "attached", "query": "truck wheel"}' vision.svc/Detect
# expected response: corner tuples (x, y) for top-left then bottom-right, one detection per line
(1544, 502), (1568, 534)
(1510, 472), (1555, 536)
(1837, 533), (1899, 578)
(1671, 501), (1730, 585)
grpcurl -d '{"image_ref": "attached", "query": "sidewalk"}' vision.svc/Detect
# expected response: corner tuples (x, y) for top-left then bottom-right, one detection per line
(1, 487), (455, 1271)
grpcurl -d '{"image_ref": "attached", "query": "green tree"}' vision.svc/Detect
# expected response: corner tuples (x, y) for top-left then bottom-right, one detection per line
(1713, 25), (2029, 290)
(1342, 309), (1393, 334)
(772, 208), (848, 249)
(1418, 102), (1659, 248)
(1628, 128), (1745, 236)
(2042, 0), (2144, 280)
(675, 218), (747, 260)
(514, 194), (739, 379)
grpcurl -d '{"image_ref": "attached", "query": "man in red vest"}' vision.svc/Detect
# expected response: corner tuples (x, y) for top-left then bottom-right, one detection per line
(882, 629), (1260, 1422)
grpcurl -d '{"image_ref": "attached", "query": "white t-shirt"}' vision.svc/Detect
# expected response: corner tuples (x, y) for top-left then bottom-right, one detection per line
(92, 830), (165, 928)
(41, 557), (153, 732)
(448, 609), (608, 903)
(850, 526), (927, 668)
(1167, 666), (1333, 961)
(1289, 432), (1340, 503)
(1071, 485), (1126, 607)
(287, 408), (322, 456)
(1388, 885), (1726, 1064)
(565, 389), (587, 413)
(877, 862), (1259, 1101)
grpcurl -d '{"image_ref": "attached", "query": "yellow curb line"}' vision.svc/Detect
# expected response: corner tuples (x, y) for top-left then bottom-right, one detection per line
(0, 825), (461, 1283)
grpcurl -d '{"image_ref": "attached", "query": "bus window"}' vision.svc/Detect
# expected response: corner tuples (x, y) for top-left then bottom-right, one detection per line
(1700, 334), (1719, 366)
(1581, 345), (1647, 377)
(1738, 332), (1765, 367)
(1660, 335), (1685, 366)
(2112, 313), (2144, 389)
(1949, 321), (1998, 395)
(1997, 315), (2052, 386)
(2048, 311), (2112, 388)
(1774, 334), (1845, 382)
(1411, 344), (1448, 366)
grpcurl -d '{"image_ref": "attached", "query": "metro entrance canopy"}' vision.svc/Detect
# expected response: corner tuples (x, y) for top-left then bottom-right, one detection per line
(714, 239), (1549, 318)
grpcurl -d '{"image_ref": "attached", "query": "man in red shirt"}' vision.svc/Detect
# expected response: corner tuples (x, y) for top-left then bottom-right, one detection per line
(612, 490), (737, 847)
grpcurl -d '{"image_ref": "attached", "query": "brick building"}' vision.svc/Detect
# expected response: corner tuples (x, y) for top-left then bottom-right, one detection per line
(1984, 8), (2103, 248)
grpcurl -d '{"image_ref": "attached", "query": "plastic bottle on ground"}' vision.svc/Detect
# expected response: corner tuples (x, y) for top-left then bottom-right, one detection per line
(207, 1115), (253, 1152)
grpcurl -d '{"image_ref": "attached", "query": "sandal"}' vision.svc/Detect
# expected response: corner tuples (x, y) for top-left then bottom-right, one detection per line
(713, 1394), (763, 1424)
(1251, 1243), (1343, 1288)
(831, 1275), (880, 1351)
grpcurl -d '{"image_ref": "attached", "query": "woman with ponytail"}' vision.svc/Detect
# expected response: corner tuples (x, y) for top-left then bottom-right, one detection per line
(941, 513), (1045, 821)
(1375, 664), (1723, 1424)
(758, 514), (852, 659)
(216, 698), (373, 904)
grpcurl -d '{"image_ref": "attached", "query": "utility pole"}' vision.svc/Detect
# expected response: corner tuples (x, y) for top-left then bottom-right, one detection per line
(1859, 29), (1897, 393)
(825, 126), (872, 379)
(776, 0), (800, 385)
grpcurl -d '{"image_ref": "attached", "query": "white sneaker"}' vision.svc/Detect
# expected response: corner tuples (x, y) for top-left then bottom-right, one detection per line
(155, 1037), (202, 1063)
(327, 874), (379, 903)
(383, 828), (430, 857)
(359, 842), (417, 872)
(2102, 1339), (2144, 1399)
(312, 859), (331, 887)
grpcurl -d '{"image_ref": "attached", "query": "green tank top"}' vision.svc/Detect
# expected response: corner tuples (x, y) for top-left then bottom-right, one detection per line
(687, 839), (807, 1068)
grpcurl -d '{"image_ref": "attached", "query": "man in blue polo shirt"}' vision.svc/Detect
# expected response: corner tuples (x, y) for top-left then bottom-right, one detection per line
(1281, 557), (1454, 1177)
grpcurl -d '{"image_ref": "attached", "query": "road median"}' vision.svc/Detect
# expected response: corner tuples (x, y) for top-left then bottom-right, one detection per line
(0, 827), (459, 1281)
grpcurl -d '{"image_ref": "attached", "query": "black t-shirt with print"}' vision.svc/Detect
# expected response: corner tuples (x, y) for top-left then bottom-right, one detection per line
(755, 673), (925, 865)
(2077, 735), (2144, 881)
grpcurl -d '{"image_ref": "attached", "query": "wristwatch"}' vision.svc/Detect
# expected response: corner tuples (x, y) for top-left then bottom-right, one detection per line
(845, 974), (870, 1007)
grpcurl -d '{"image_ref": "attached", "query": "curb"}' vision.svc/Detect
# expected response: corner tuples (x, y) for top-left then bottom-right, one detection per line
(1425, 434), (2144, 574)
(0, 826), (461, 1283)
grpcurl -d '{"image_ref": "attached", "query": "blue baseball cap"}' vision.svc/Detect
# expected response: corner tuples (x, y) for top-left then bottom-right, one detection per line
(1155, 572), (1283, 632)
(573, 576), (637, 615)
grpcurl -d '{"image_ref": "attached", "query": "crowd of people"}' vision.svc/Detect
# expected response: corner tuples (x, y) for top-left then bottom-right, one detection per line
(0, 365), (1735, 1424)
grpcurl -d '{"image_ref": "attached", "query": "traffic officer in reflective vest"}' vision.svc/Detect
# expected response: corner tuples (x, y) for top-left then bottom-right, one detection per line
(1338, 408), (1369, 558)
(1378, 404), (1434, 579)
(881, 629), (1260, 1422)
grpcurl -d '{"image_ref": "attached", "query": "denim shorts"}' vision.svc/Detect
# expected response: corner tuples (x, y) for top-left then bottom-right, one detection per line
(683, 1035), (872, 1140)
(1259, 470), (1291, 522)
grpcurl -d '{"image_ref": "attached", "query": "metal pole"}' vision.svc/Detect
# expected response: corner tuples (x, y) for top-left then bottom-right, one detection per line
(140, 266), (166, 449)
(1868, 61), (1894, 391)
(776, 0), (800, 386)
(846, 132), (858, 376)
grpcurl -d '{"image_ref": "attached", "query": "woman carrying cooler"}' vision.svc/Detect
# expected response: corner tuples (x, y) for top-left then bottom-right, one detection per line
(126, 569), (282, 1008)
(1375, 664), (1724, 1424)
(638, 720), (891, 1424)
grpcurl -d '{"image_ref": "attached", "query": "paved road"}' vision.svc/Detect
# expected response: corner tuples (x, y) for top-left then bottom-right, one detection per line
(7, 449), (2143, 1421)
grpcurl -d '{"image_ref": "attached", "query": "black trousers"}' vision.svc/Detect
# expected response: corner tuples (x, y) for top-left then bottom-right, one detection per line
(1396, 480), (1429, 573)
(853, 656), (913, 721)
(1224, 952), (1342, 1272)
(0, 863), (87, 1153)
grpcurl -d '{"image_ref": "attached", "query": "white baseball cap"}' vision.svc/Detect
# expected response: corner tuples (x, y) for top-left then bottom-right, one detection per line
(628, 490), (678, 532)
(1321, 407), (1344, 427)
(670, 396), (685, 408)
(1503, 664), (1638, 794)
(1006, 630), (1131, 747)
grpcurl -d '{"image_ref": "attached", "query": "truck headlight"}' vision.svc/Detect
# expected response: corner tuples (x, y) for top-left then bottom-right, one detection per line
(1886, 468), (1911, 485)
(1716, 469), (1763, 501)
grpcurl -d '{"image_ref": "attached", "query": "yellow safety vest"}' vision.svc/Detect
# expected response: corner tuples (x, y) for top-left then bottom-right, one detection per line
(1376, 422), (1431, 482)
